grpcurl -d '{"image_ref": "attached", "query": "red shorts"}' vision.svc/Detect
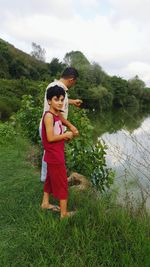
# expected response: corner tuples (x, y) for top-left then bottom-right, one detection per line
(44, 163), (68, 200)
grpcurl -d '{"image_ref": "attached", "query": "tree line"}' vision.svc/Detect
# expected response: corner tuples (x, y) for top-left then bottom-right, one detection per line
(1, 38), (150, 121)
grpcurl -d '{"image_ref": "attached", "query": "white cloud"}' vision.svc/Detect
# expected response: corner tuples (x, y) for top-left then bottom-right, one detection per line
(0, 0), (73, 19)
(76, 0), (99, 8)
(125, 62), (150, 85)
(109, 0), (150, 22)
(1, 0), (150, 85)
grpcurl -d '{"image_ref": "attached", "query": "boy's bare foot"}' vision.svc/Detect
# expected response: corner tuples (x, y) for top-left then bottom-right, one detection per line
(60, 211), (76, 219)
(41, 204), (60, 212)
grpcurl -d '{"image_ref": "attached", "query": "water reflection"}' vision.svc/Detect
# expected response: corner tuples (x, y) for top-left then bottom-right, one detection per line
(90, 108), (150, 209)
(100, 119), (150, 185)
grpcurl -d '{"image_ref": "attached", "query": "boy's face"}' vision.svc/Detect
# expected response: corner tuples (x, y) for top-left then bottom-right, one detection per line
(48, 95), (64, 111)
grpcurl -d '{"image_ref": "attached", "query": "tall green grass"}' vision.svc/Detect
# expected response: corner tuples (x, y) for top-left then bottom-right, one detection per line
(0, 137), (150, 267)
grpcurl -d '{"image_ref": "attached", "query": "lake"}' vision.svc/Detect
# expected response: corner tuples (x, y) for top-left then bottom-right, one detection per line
(90, 108), (150, 211)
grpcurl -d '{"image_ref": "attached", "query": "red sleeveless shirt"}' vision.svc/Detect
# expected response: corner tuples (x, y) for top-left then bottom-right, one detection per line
(42, 111), (65, 164)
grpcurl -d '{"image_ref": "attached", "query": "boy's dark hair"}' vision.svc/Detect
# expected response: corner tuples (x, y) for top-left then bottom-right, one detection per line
(46, 85), (65, 100)
(61, 67), (79, 79)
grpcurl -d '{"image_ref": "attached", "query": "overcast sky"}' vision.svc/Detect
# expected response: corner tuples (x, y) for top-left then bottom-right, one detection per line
(1, 0), (150, 86)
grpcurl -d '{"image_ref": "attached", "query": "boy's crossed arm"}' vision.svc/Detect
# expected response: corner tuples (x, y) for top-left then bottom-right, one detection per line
(44, 113), (73, 142)
(59, 113), (79, 136)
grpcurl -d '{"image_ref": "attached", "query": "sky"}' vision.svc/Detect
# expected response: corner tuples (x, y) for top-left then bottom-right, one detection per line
(1, 0), (150, 86)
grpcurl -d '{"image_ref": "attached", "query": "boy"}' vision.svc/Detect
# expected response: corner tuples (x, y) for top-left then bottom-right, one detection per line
(41, 85), (76, 218)
(40, 67), (82, 182)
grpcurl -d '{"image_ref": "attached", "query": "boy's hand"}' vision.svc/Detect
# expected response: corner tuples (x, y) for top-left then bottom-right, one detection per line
(69, 125), (79, 136)
(64, 131), (74, 140)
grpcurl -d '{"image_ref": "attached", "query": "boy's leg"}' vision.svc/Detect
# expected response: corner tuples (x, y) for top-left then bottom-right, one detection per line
(41, 192), (50, 208)
(60, 199), (68, 218)
(41, 163), (60, 210)
(60, 199), (76, 218)
(41, 192), (60, 210)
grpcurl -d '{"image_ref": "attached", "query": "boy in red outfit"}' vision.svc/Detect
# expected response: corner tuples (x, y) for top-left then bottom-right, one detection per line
(41, 85), (76, 218)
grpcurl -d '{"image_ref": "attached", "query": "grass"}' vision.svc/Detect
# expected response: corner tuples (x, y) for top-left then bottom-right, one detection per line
(0, 136), (150, 267)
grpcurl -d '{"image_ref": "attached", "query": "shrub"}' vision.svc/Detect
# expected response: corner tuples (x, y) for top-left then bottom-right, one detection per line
(15, 95), (42, 144)
(0, 99), (13, 121)
(0, 122), (17, 144)
(66, 106), (114, 191)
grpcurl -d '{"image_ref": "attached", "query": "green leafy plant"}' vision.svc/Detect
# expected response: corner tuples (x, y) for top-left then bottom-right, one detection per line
(15, 95), (42, 143)
(66, 106), (114, 191)
(0, 122), (17, 144)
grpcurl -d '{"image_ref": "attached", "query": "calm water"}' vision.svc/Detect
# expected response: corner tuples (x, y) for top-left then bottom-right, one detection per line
(90, 108), (150, 210)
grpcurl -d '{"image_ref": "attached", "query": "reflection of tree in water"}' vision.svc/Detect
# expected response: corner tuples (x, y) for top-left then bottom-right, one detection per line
(90, 108), (150, 209)
(101, 126), (150, 206)
(90, 107), (150, 138)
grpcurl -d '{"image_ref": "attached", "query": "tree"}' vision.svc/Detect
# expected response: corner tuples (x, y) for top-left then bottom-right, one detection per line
(141, 88), (150, 107)
(88, 85), (113, 110)
(0, 55), (9, 78)
(110, 76), (129, 107)
(31, 42), (46, 62)
(90, 62), (108, 85)
(63, 51), (90, 68)
(48, 58), (65, 77)
(9, 59), (30, 79)
(128, 75), (145, 98)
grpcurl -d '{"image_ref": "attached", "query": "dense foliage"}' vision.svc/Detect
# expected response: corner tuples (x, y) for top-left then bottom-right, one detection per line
(0, 78), (48, 120)
(65, 52), (150, 111)
(1, 38), (150, 120)
(0, 38), (49, 80)
(0, 122), (17, 144)
(15, 95), (42, 143)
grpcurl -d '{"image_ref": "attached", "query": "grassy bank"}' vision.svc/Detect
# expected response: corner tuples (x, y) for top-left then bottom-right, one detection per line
(0, 136), (150, 267)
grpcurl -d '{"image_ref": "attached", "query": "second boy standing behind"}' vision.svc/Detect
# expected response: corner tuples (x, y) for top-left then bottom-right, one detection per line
(41, 85), (77, 218)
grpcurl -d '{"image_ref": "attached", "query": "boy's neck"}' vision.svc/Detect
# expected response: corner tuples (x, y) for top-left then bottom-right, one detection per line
(49, 107), (59, 116)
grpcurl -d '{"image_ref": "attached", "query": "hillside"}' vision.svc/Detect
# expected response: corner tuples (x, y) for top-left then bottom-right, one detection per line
(1, 38), (150, 122)
(0, 38), (49, 80)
